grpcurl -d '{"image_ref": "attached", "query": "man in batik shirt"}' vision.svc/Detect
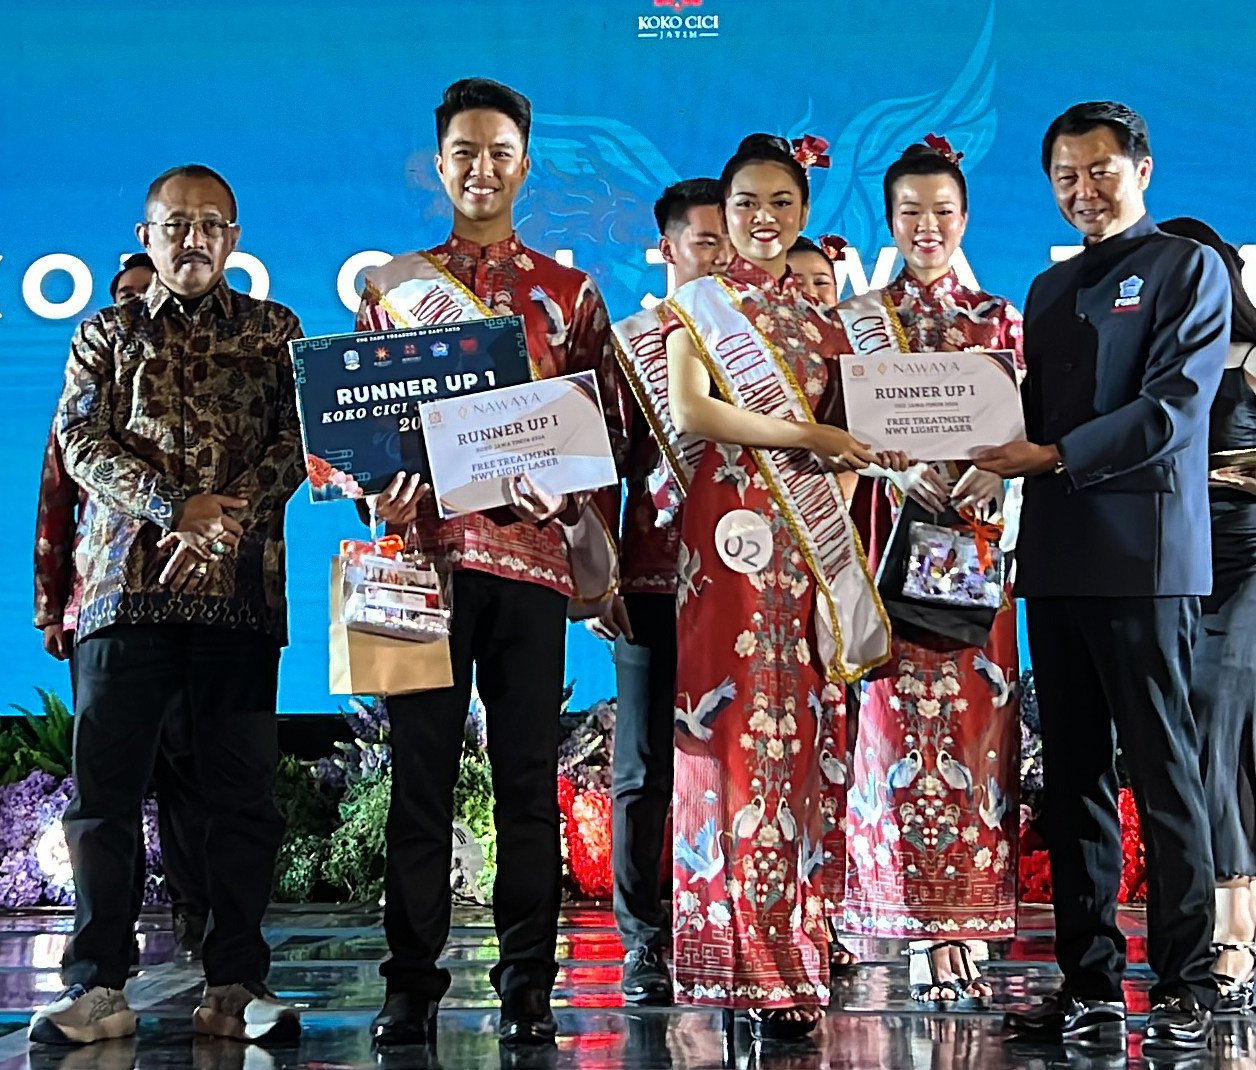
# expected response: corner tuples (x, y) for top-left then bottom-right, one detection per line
(29, 165), (304, 1047)
(32, 251), (210, 969)
(360, 78), (624, 1051)
(598, 178), (729, 1005)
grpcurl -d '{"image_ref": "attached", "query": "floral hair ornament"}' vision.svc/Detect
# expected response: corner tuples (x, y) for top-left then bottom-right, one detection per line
(791, 135), (831, 170)
(818, 235), (849, 263)
(923, 133), (964, 167)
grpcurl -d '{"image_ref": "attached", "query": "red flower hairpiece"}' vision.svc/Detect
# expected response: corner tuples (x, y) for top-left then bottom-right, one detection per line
(818, 234), (848, 262)
(791, 135), (831, 170)
(923, 132), (964, 167)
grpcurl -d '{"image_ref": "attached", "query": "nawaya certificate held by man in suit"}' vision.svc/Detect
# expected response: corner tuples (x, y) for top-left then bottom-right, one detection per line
(419, 371), (618, 517)
(840, 349), (1026, 461)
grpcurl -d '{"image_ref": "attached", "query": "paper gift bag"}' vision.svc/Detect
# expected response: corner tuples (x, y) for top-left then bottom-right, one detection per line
(328, 557), (453, 696)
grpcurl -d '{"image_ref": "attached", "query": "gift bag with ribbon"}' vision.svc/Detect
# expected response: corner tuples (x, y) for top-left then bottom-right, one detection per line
(873, 499), (1007, 648)
(328, 535), (453, 695)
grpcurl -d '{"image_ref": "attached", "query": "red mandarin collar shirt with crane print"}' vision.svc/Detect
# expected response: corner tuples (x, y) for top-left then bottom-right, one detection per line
(356, 232), (626, 597)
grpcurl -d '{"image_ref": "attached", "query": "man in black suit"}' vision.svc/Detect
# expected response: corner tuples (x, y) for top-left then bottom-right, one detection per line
(975, 101), (1230, 1053)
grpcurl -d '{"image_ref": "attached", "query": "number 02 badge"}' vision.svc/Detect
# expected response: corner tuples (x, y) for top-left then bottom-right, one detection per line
(714, 509), (772, 575)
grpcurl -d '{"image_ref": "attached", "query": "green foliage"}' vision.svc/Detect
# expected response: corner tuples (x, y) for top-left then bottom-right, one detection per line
(274, 833), (330, 903)
(322, 774), (392, 902)
(273, 755), (339, 838)
(271, 756), (341, 902)
(4, 689), (74, 781)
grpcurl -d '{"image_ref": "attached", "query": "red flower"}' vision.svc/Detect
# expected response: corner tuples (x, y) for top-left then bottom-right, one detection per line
(923, 133), (965, 166)
(791, 135), (831, 170)
(818, 234), (848, 263)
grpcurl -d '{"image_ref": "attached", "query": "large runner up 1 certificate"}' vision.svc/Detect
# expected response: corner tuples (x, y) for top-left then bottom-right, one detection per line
(289, 319), (532, 501)
(840, 349), (1026, 460)
(419, 372), (618, 517)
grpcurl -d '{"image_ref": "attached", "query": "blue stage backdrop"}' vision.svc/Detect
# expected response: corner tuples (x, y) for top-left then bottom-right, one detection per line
(3, 1), (1254, 713)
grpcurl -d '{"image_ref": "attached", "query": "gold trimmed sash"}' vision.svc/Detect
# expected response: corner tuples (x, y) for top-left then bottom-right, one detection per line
(835, 288), (910, 357)
(611, 307), (705, 495)
(667, 276), (890, 682)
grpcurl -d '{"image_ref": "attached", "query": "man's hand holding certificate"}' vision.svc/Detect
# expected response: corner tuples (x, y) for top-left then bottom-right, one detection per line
(420, 371), (618, 517)
(841, 349), (1026, 461)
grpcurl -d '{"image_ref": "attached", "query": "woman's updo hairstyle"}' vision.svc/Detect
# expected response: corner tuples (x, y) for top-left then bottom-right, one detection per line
(720, 133), (810, 206)
(881, 140), (968, 225)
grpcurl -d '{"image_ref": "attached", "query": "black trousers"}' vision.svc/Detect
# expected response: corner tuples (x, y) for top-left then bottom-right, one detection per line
(73, 648), (210, 923)
(63, 623), (283, 989)
(611, 593), (677, 952)
(1026, 597), (1217, 1006)
(381, 570), (567, 1001)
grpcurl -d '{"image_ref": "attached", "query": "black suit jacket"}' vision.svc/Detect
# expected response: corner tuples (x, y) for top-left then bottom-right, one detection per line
(1015, 215), (1230, 598)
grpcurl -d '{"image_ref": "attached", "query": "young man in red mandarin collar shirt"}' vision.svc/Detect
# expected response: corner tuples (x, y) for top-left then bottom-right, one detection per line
(357, 79), (625, 1052)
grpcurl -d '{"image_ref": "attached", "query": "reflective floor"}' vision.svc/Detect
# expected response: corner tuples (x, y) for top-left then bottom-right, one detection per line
(0, 903), (1252, 1068)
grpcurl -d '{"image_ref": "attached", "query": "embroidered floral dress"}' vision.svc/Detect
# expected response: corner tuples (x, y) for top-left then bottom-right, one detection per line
(840, 268), (1023, 939)
(669, 257), (855, 1008)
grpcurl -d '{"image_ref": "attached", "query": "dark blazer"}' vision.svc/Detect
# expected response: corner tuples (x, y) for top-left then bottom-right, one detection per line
(1015, 215), (1230, 598)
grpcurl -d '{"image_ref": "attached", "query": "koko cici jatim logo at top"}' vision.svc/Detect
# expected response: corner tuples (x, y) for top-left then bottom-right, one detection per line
(639, 0), (719, 39)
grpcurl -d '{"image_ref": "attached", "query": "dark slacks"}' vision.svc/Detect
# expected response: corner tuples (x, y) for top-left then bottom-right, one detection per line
(73, 647), (210, 923)
(381, 569), (567, 1002)
(1026, 596), (1217, 1007)
(63, 623), (283, 990)
(611, 593), (677, 952)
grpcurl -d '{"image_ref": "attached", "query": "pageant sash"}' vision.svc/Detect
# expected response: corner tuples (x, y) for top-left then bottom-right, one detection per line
(362, 251), (618, 616)
(667, 277), (891, 682)
(363, 251), (501, 334)
(835, 288), (909, 357)
(611, 307), (706, 494)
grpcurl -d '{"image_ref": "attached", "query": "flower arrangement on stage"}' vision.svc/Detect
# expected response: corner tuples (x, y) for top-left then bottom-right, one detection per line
(1017, 671), (1147, 904)
(0, 687), (619, 908)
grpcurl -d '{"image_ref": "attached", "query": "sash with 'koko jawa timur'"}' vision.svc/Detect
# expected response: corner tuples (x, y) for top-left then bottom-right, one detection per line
(362, 251), (618, 619)
(611, 306), (706, 507)
(667, 276), (891, 682)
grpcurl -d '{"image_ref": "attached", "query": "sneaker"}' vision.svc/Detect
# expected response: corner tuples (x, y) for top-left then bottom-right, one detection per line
(28, 985), (137, 1045)
(192, 982), (301, 1043)
(621, 945), (672, 1006)
(173, 910), (207, 963)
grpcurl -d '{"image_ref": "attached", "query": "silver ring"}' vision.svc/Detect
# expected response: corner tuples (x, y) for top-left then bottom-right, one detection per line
(210, 540), (227, 555)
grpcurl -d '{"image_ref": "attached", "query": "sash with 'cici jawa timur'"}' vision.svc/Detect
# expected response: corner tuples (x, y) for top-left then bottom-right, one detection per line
(362, 252), (618, 618)
(834, 288), (911, 359)
(667, 275), (891, 683)
(610, 306), (704, 525)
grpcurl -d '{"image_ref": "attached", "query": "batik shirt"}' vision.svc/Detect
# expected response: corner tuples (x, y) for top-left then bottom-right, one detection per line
(57, 278), (305, 644)
(356, 232), (625, 597)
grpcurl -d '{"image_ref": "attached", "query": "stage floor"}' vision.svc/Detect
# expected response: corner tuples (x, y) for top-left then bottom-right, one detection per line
(0, 903), (1251, 1069)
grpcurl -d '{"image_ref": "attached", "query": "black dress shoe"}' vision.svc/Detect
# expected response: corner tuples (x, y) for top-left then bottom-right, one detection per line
(621, 946), (672, 1006)
(371, 992), (439, 1047)
(498, 988), (557, 1047)
(1003, 989), (1127, 1046)
(1144, 994), (1213, 1051)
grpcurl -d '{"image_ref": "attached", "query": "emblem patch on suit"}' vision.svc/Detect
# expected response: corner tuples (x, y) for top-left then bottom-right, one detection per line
(1114, 275), (1144, 312)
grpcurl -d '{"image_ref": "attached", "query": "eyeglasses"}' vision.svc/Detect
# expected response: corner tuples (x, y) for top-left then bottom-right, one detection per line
(142, 218), (237, 240)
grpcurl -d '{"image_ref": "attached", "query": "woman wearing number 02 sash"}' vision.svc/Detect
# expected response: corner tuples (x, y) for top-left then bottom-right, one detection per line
(663, 132), (893, 1042)
(836, 138), (1025, 1009)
